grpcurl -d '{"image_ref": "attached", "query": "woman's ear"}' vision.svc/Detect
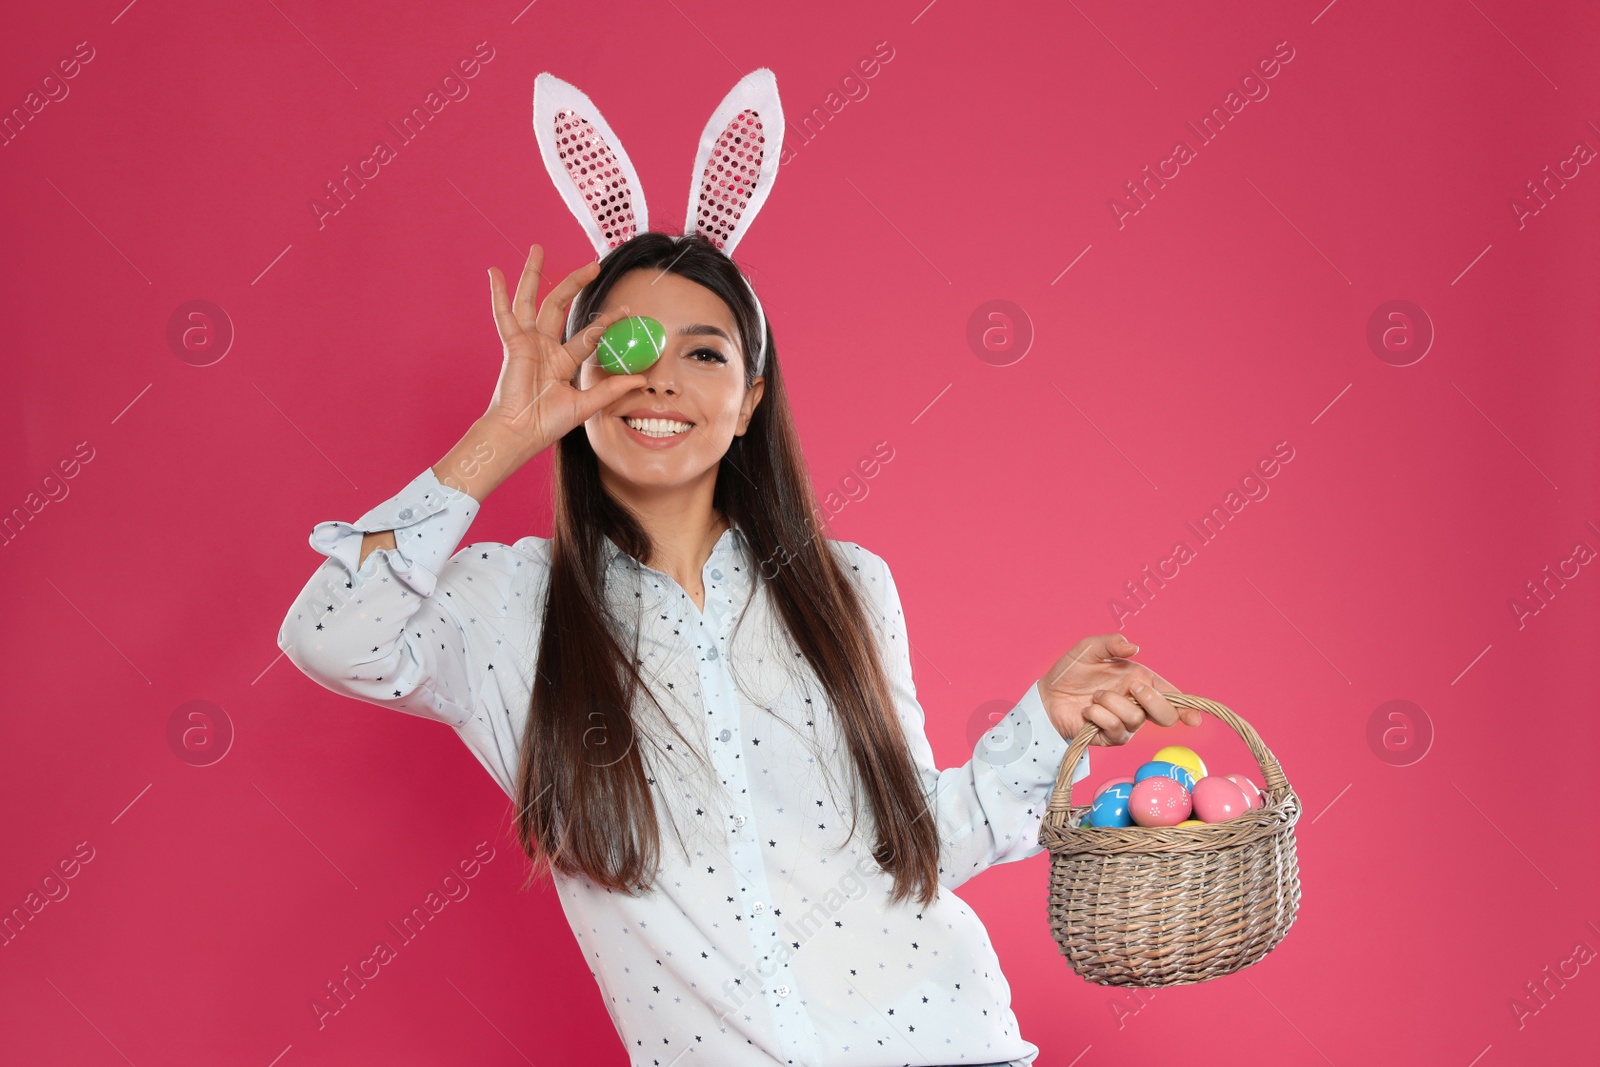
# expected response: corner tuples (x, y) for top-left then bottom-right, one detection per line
(736, 377), (765, 435)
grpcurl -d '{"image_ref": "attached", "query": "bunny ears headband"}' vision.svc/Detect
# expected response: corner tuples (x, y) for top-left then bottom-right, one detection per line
(532, 68), (785, 376)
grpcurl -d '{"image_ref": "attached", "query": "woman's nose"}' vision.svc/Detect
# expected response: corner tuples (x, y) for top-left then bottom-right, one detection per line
(642, 355), (677, 391)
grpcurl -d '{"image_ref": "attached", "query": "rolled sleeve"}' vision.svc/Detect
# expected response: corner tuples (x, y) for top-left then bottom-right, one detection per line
(1000, 675), (1091, 798)
(309, 466), (480, 597)
(279, 465), (486, 725)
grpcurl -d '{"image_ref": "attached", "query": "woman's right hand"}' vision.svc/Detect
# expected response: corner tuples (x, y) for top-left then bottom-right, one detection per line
(479, 243), (648, 470)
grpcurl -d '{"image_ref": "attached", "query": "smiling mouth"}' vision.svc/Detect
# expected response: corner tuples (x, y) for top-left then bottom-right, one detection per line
(621, 416), (694, 438)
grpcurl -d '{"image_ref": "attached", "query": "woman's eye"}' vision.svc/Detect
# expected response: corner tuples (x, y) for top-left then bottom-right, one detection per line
(689, 347), (728, 364)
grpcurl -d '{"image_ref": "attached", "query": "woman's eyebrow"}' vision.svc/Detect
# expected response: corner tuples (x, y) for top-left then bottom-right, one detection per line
(678, 323), (734, 344)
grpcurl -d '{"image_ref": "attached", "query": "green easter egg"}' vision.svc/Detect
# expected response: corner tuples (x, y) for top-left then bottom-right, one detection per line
(597, 315), (666, 375)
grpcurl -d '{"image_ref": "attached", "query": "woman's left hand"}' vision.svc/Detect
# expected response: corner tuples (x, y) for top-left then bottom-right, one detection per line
(1037, 633), (1202, 746)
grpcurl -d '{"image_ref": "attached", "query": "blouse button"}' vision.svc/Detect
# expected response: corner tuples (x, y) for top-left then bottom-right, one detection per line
(397, 508), (414, 521)
(752, 900), (765, 913)
(732, 814), (747, 827)
(718, 728), (732, 742)
(706, 646), (719, 661)
(775, 985), (790, 997)
(711, 568), (724, 581)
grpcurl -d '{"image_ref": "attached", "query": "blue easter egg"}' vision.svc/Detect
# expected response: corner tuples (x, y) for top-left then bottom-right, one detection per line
(1134, 760), (1196, 791)
(1088, 782), (1135, 827)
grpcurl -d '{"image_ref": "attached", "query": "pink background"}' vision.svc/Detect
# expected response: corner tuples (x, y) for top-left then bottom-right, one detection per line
(4, 1), (1597, 1064)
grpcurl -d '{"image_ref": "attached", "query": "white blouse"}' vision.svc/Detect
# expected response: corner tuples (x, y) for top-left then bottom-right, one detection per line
(277, 465), (1089, 1067)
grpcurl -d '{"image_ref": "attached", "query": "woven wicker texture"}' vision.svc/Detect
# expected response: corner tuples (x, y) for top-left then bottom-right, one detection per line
(1038, 692), (1302, 987)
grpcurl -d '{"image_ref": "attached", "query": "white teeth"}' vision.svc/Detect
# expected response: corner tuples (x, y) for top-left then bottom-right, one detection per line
(625, 417), (691, 437)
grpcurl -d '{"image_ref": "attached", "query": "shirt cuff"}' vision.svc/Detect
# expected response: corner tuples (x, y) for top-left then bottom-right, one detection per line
(308, 466), (480, 597)
(1015, 678), (1090, 789)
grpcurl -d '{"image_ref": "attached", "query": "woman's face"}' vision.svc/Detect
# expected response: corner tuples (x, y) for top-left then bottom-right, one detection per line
(578, 268), (765, 494)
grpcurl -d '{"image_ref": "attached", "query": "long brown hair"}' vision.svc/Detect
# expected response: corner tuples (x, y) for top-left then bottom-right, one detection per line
(512, 232), (940, 908)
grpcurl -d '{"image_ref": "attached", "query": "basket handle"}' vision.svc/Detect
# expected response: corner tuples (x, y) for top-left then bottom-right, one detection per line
(1044, 691), (1289, 815)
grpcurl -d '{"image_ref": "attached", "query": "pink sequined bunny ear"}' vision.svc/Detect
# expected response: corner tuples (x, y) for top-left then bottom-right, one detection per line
(683, 68), (784, 257)
(532, 72), (648, 255)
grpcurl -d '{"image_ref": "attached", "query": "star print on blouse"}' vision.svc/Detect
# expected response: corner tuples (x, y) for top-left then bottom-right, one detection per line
(278, 463), (1089, 1067)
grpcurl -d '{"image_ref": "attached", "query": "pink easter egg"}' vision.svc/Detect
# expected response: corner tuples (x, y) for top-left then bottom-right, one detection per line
(1224, 773), (1264, 810)
(1129, 777), (1192, 826)
(1193, 776), (1251, 822)
(1093, 776), (1135, 800)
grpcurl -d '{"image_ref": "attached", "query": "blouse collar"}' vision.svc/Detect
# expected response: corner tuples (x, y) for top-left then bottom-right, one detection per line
(600, 520), (751, 573)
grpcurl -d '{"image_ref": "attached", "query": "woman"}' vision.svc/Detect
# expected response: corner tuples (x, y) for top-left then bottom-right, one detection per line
(277, 234), (1199, 1066)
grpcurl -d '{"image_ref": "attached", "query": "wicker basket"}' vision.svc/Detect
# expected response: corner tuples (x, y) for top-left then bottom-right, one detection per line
(1037, 691), (1302, 987)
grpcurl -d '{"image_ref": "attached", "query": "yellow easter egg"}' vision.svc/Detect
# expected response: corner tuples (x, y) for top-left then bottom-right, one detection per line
(1154, 745), (1207, 780)
(1177, 819), (1206, 827)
